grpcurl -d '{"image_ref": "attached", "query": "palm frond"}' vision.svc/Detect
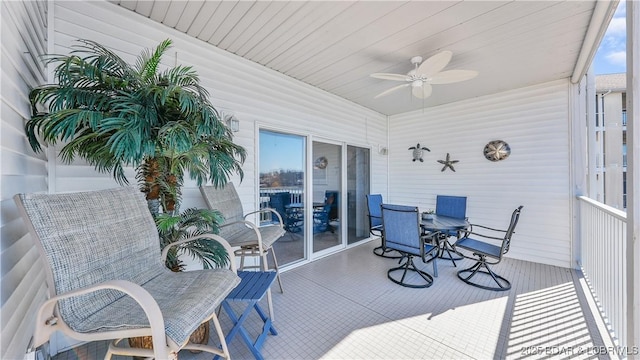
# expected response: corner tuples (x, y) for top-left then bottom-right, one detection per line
(181, 241), (229, 269)
(158, 122), (195, 153)
(72, 39), (132, 78)
(156, 208), (228, 269)
(136, 39), (172, 82)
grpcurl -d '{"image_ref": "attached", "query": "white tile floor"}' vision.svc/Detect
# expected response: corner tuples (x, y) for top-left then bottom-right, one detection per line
(54, 240), (609, 360)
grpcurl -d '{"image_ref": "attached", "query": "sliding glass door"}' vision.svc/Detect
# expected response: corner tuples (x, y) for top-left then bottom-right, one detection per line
(347, 145), (371, 244)
(260, 129), (372, 267)
(259, 130), (306, 266)
(312, 141), (342, 255)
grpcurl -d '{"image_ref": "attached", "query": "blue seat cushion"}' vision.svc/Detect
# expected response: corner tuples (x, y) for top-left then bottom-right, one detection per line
(455, 237), (501, 258)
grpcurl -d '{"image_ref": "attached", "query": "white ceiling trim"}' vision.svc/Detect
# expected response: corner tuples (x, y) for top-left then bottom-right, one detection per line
(571, 0), (620, 84)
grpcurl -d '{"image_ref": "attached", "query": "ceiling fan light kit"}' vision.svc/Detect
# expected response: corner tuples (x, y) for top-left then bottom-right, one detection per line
(371, 50), (478, 99)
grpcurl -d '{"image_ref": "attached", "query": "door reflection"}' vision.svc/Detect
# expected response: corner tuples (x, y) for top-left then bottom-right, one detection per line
(312, 141), (342, 253)
(259, 130), (306, 266)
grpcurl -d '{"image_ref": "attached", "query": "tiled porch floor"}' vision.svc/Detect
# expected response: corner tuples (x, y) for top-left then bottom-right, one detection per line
(54, 240), (609, 360)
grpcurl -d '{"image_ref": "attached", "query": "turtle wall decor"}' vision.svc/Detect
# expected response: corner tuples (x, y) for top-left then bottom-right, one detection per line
(409, 143), (430, 162)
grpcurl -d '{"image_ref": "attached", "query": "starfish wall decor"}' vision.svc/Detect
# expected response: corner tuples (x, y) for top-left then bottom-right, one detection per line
(437, 153), (459, 172)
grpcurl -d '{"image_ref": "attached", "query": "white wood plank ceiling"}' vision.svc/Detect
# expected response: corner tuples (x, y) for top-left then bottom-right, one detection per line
(112, 0), (608, 116)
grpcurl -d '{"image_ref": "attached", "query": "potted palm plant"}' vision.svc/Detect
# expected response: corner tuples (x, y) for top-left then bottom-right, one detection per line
(27, 38), (246, 347)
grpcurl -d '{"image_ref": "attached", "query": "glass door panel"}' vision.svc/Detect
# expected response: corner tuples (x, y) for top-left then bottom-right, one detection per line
(259, 130), (306, 266)
(312, 141), (342, 254)
(347, 146), (371, 244)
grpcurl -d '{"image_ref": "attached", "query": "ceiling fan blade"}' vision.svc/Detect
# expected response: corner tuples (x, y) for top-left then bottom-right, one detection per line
(429, 70), (478, 84)
(374, 83), (410, 98)
(370, 73), (409, 81)
(416, 50), (452, 77)
(412, 84), (433, 99)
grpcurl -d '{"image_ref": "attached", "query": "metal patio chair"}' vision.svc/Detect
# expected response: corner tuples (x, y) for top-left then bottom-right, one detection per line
(325, 190), (339, 222)
(15, 187), (241, 360)
(367, 194), (401, 258)
(435, 195), (468, 266)
(381, 204), (439, 288)
(454, 205), (524, 291)
(200, 183), (285, 319)
(267, 191), (290, 225)
(313, 202), (333, 233)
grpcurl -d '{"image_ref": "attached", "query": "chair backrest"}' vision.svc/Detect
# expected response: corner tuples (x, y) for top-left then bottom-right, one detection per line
(436, 195), (467, 219)
(313, 203), (332, 233)
(14, 187), (163, 330)
(366, 194), (383, 230)
(268, 191), (290, 223)
(502, 205), (524, 254)
(381, 204), (422, 256)
(325, 190), (339, 220)
(200, 183), (246, 239)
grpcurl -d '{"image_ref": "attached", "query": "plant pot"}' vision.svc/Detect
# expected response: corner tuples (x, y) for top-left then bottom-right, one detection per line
(128, 321), (209, 356)
(422, 213), (434, 220)
(187, 321), (209, 353)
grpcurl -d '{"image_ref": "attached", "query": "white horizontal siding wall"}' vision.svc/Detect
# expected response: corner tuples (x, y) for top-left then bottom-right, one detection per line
(1, 1), (49, 359)
(51, 0), (388, 211)
(388, 80), (572, 268)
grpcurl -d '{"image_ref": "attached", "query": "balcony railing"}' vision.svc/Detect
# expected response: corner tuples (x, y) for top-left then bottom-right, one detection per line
(259, 187), (304, 223)
(578, 196), (628, 349)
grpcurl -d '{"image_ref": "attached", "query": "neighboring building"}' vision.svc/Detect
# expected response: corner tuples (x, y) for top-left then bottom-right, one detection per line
(594, 73), (627, 210)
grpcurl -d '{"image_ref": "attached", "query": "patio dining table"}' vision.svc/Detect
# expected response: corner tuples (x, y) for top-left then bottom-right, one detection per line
(420, 214), (470, 263)
(283, 202), (326, 233)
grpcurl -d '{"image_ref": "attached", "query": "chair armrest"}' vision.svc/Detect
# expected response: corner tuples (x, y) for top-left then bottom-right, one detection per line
(468, 223), (507, 233)
(34, 280), (169, 359)
(161, 234), (237, 272)
(244, 208), (284, 227)
(460, 224), (506, 241)
(218, 219), (264, 250)
(421, 231), (439, 244)
(421, 230), (438, 238)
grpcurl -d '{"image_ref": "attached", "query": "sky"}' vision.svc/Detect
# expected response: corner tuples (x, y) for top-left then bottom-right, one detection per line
(260, 130), (305, 173)
(592, 2), (627, 75)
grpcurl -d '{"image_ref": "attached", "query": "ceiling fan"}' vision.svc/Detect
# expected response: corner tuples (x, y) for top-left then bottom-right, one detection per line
(371, 51), (478, 99)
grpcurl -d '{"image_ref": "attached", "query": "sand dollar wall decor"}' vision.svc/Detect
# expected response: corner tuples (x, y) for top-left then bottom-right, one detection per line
(484, 140), (510, 162)
(314, 156), (328, 169)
